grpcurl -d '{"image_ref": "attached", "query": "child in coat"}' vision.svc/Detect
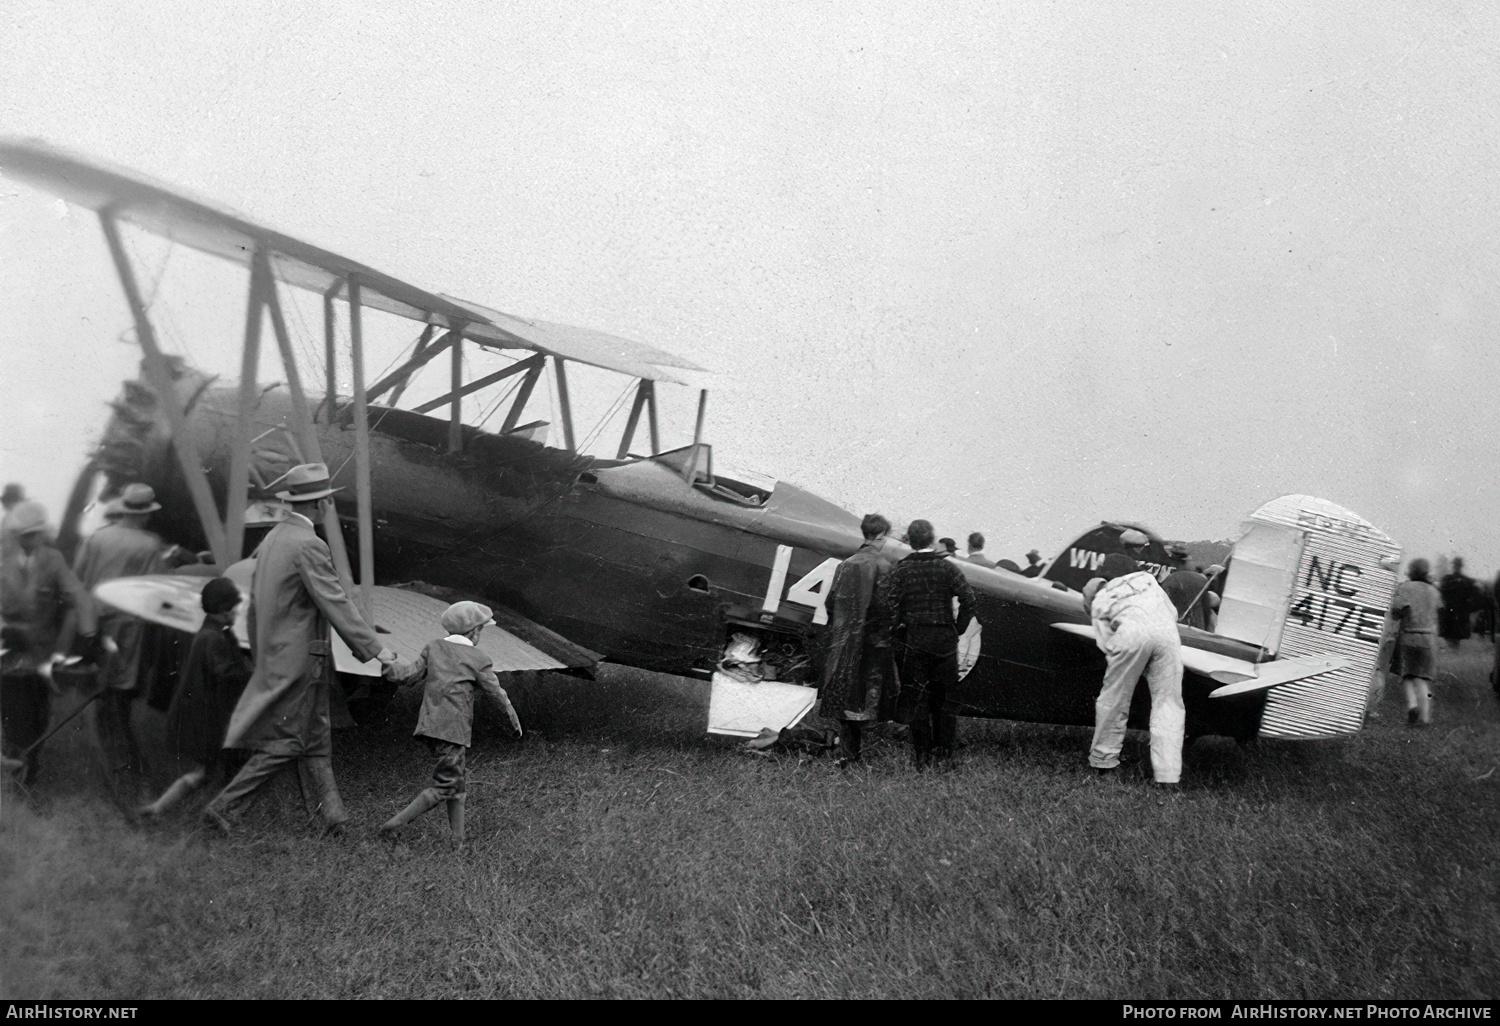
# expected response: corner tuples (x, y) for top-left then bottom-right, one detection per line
(379, 600), (522, 841)
(139, 577), (252, 818)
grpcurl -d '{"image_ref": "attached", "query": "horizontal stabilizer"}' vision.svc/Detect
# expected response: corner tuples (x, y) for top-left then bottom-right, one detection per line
(1048, 622), (1349, 696)
(1205, 655), (1351, 698)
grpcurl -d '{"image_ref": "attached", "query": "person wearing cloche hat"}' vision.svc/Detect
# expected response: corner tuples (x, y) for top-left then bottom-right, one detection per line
(0, 501), (98, 785)
(72, 482), (177, 804)
(205, 464), (394, 836)
(378, 600), (523, 843)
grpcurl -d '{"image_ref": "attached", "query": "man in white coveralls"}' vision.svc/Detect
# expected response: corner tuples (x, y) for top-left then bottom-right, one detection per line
(1081, 552), (1185, 787)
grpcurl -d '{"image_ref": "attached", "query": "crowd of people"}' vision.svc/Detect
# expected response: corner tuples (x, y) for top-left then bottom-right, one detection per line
(816, 513), (1496, 781)
(4, 473), (1496, 831)
(0, 466), (521, 844)
(938, 531), (1047, 577)
(817, 513), (1187, 784)
(1379, 554), (1495, 726)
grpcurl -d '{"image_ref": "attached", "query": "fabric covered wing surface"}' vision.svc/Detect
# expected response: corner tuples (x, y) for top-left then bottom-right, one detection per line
(330, 586), (567, 676)
(0, 138), (703, 383)
(94, 574), (568, 676)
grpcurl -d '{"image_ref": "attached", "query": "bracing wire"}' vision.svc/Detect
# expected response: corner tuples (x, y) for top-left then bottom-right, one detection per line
(368, 327), (424, 398)
(578, 377), (639, 454)
(143, 237), (175, 310)
(123, 228), (200, 368)
(279, 277), (326, 385)
(475, 367), (526, 430)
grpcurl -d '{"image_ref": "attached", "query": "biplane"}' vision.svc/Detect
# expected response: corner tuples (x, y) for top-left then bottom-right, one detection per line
(1, 139), (1401, 746)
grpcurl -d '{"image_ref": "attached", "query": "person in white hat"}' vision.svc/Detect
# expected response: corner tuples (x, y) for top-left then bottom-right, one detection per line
(205, 464), (394, 835)
(378, 600), (523, 843)
(1, 501), (98, 784)
(71, 482), (176, 804)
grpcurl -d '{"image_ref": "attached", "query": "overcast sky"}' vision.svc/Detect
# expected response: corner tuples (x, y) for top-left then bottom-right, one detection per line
(3, 1), (1496, 575)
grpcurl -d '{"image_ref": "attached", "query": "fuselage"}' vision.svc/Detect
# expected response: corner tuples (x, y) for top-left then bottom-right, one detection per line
(78, 377), (1269, 741)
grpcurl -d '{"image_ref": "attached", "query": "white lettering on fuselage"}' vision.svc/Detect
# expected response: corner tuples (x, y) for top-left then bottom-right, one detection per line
(1069, 548), (1107, 571)
(1068, 549), (1171, 581)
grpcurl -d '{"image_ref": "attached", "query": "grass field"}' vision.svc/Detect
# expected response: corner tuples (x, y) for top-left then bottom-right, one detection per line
(2, 643), (1497, 999)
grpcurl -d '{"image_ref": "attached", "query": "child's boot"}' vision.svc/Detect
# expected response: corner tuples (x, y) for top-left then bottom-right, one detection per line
(380, 788), (443, 835)
(447, 794), (466, 844)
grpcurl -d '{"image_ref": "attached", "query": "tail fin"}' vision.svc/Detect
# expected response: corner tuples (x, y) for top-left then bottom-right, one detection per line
(1215, 495), (1401, 739)
(1042, 521), (1175, 592)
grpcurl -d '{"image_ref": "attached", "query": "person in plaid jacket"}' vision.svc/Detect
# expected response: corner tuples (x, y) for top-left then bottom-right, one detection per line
(881, 519), (977, 767)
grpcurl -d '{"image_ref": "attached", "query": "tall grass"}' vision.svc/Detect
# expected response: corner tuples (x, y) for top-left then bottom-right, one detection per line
(3, 643), (1497, 998)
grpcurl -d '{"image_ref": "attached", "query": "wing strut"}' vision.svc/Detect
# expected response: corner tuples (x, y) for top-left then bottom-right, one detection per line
(553, 357), (576, 451)
(261, 250), (360, 605)
(320, 280), (342, 423)
(386, 324), (435, 410)
(414, 353), (546, 416)
(646, 379), (661, 454)
(347, 275), (376, 617)
(449, 328), (465, 453)
(361, 329), (457, 408)
(500, 360), (545, 435)
(683, 388), (708, 483)
(616, 379), (650, 459)
(224, 252), (266, 560)
(98, 212), (232, 567)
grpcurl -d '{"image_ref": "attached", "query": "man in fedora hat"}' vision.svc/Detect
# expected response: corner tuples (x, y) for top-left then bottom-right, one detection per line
(72, 482), (178, 802)
(206, 463), (394, 835)
(1021, 549), (1045, 578)
(1, 501), (97, 783)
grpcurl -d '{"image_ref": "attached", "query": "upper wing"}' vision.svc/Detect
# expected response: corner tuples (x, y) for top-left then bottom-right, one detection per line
(0, 138), (705, 384)
(1048, 622), (1350, 695)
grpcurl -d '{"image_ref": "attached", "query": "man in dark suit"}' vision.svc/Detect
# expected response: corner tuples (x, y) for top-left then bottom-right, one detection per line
(964, 532), (996, 569)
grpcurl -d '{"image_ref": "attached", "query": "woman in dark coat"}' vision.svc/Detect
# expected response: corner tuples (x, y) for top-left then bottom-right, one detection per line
(139, 577), (251, 818)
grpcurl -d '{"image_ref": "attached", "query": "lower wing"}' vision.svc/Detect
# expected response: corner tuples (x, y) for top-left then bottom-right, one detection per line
(94, 568), (598, 677)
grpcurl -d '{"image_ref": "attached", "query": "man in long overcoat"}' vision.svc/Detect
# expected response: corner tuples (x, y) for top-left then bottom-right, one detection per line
(205, 464), (392, 833)
(817, 513), (896, 765)
(1438, 557), (1478, 649)
(73, 483), (174, 799)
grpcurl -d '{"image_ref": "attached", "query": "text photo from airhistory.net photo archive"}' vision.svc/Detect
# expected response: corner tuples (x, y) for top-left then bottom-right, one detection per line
(1, 0), (1496, 1011)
